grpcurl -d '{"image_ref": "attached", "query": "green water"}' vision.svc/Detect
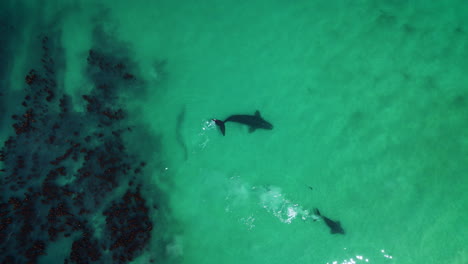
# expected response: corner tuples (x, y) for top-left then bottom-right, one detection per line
(2, 0), (468, 263)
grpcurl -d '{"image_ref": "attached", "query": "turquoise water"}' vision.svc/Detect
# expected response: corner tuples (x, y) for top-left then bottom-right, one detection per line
(1, 0), (467, 263)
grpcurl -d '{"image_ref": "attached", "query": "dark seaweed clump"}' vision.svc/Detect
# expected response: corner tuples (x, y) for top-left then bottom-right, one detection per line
(0, 32), (168, 263)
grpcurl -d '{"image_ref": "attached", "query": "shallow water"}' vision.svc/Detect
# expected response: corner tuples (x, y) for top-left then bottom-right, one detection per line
(1, 0), (467, 263)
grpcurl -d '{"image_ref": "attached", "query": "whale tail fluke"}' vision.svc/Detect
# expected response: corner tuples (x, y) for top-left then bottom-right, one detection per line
(213, 119), (226, 136)
(313, 208), (321, 217)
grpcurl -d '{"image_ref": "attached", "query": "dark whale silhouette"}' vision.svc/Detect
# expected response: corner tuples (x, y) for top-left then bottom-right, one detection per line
(314, 208), (345, 235)
(212, 110), (273, 136)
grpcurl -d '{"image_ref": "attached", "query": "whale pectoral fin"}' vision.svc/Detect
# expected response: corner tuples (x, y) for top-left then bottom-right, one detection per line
(254, 110), (261, 117)
(249, 127), (256, 133)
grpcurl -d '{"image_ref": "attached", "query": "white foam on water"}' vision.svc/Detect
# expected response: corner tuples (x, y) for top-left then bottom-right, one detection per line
(256, 185), (316, 224)
(225, 178), (318, 226)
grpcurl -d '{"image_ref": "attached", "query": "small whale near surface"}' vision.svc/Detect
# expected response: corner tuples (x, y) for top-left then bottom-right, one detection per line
(314, 208), (345, 235)
(212, 110), (273, 136)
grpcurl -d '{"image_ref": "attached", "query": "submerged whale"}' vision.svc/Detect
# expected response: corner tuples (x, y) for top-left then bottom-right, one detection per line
(314, 208), (345, 235)
(213, 110), (273, 136)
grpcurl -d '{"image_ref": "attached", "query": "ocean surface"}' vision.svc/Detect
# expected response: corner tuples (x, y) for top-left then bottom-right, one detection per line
(1, 0), (467, 263)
